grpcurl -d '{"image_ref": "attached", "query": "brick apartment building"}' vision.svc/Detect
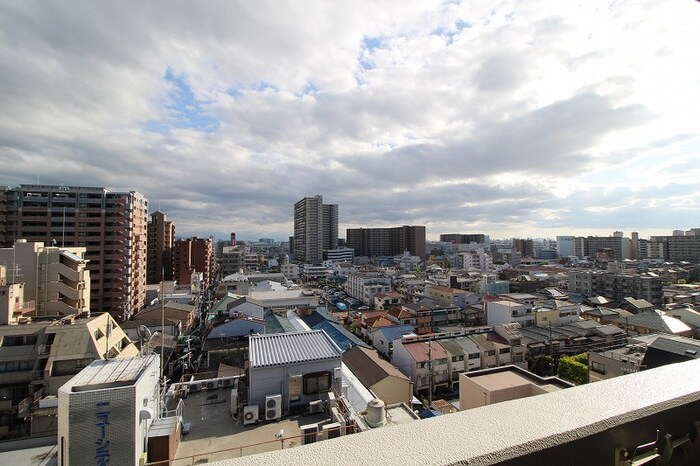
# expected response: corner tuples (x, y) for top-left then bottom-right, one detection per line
(0, 185), (147, 319)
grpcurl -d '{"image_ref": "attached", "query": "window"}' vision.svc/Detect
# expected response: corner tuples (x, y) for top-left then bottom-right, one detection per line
(591, 361), (606, 374)
(303, 371), (331, 395)
(499, 348), (510, 354)
(468, 353), (480, 359)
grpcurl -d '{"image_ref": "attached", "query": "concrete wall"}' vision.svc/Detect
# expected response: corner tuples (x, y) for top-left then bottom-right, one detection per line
(248, 359), (341, 411)
(372, 376), (413, 406)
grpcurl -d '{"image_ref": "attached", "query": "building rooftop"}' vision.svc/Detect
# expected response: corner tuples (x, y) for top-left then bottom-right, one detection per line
(377, 324), (416, 342)
(466, 366), (571, 393)
(342, 346), (410, 387)
(402, 340), (448, 362)
(61, 355), (156, 392)
(249, 330), (342, 369)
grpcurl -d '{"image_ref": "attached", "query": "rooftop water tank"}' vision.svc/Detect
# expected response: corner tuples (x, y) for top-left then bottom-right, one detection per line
(365, 399), (387, 428)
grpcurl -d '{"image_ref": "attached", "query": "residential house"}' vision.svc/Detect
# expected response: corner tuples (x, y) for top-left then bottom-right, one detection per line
(342, 346), (413, 406)
(374, 291), (402, 310)
(370, 324), (416, 359)
(486, 300), (535, 328)
(392, 337), (449, 395)
(134, 301), (196, 331)
(613, 310), (693, 337)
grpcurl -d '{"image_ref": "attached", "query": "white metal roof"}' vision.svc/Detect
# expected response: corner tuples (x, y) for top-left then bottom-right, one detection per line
(249, 330), (342, 368)
(63, 354), (156, 392)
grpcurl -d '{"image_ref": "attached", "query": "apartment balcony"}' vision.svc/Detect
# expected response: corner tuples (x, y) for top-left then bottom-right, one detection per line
(221, 358), (700, 466)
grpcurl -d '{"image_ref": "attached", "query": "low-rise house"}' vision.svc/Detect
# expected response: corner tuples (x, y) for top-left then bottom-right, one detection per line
(247, 330), (343, 416)
(589, 333), (700, 382)
(664, 306), (700, 334)
(613, 310), (693, 337)
(438, 338), (469, 388)
(453, 336), (484, 372)
(582, 307), (633, 325)
(370, 324), (416, 358)
(493, 323), (527, 368)
(425, 285), (470, 308)
(387, 307), (416, 327)
(486, 300), (535, 327)
(392, 337), (449, 394)
(374, 291), (402, 310)
(342, 346), (413, 406)
(135, 301), (197, 331)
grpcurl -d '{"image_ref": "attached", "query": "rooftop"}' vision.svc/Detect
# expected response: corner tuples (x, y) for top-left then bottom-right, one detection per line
(61, 354), (156, 392)
(219, 357), (700, 466)
(249, 330), (342, 368)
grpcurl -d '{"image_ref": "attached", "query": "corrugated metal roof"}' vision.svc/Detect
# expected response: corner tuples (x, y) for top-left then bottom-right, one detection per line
(249, 330), (342, 368)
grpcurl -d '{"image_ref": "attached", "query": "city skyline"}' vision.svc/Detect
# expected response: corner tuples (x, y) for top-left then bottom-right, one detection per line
(1, 1), (698, 241)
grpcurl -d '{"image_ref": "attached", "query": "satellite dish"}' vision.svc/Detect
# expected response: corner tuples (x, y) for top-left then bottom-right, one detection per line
(137, 325), (153, 348)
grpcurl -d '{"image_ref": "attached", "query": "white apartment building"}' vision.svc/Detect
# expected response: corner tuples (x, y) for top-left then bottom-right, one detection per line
(344, 273), (392, 306)
(486, 300), (535, 327)
(0, 240), (91, 317)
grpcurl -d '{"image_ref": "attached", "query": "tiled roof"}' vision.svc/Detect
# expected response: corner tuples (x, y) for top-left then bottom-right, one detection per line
(616, 311), (692, 334)
(249, 330), (342, 368)
(403, 340), (448, 362)
(342, 346), (409, 387)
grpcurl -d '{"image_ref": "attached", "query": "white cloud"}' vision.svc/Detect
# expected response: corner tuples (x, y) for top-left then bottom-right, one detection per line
(0, 0), (699, 241)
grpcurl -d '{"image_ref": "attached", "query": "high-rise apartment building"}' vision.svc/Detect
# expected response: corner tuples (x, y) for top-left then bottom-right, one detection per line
(146, 211), (174, 284)
(293, 195), (338, 264)
(512, 238), (534, 258)
(173, 237), (214, 286)
(439, 234), (486, 244)
(567, 270), (663, 305)
(572, 234), (631, 261)
(650, 230), (700, 264)
(0, 185), (148, 319)
(346, 225), (426, 260)
(556, 236), (575, 258)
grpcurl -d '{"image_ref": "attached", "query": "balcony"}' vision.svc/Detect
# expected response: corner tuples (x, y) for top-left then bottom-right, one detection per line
(219, 358), (700, 466)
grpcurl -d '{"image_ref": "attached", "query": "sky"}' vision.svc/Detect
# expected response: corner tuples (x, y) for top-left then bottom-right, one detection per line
(1, 1), (699, 242)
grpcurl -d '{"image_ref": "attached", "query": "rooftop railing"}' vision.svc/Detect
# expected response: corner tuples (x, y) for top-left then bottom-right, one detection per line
(214, 357), (700, 466)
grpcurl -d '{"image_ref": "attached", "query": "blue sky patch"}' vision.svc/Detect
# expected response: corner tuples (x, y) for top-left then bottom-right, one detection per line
(146, 68), (220, 134)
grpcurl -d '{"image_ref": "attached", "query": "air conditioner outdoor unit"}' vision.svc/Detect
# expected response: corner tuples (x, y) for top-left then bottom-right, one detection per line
(243, 405), (259, 426)
(220, 377), (236, 388)
(327, 391), (337, 409)
(300, 423), (319, 445)
(265, 394), (282, 421)
(309, 399), (325, 414)
(204, 380), (217, 390)
(188, 382), (202, 393)
(322, 422), (342, 440)
(331, 407), (345, 431)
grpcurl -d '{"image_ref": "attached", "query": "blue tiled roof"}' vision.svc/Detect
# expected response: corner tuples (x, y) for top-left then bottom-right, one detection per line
(378, 324), (416, 342)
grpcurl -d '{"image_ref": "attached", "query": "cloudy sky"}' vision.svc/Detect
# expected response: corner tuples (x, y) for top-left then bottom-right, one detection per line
(1, 1), (699, 241)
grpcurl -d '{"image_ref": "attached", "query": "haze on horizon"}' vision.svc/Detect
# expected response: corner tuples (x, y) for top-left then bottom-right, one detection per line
(0, 1), (698, 242)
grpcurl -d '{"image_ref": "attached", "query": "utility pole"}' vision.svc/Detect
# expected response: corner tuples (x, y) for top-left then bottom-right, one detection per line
(428, 339), (433, 409)
(549, 323), (554, 376)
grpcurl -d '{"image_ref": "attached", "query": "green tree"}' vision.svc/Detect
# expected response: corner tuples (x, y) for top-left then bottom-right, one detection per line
(557, 353), (589, 385)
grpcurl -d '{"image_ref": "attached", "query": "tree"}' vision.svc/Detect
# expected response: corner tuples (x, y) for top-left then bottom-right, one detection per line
(557, 353), (589, 385)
